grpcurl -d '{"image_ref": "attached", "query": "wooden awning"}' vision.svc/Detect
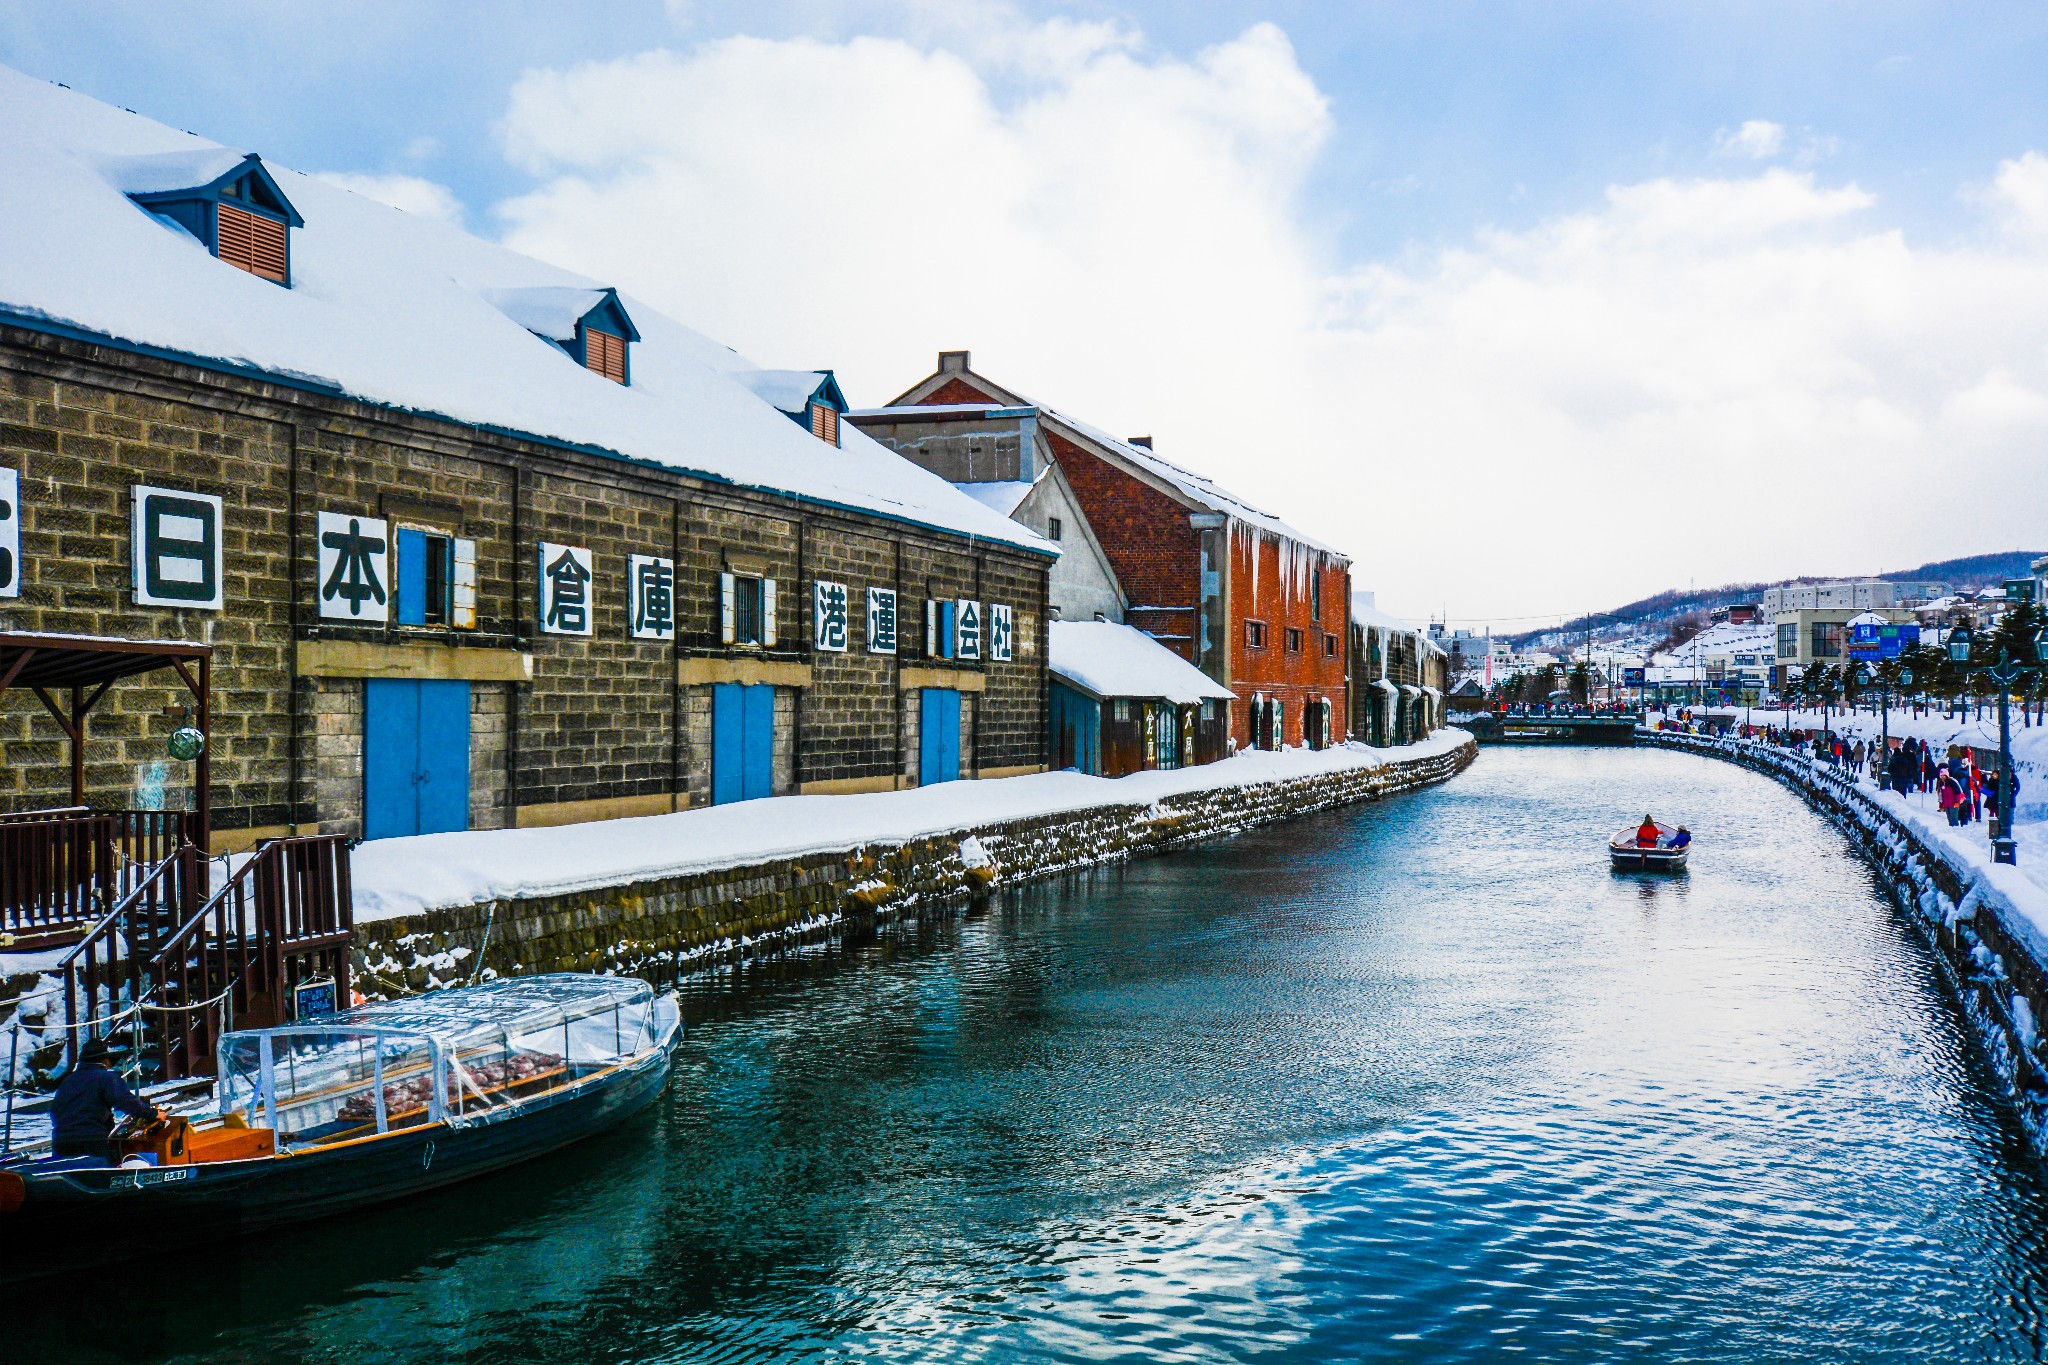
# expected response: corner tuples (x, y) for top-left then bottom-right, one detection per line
(0, 632), (212, 844)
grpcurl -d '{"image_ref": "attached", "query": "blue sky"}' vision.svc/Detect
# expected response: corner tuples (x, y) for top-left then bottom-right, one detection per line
(5, 2), (2045, 620)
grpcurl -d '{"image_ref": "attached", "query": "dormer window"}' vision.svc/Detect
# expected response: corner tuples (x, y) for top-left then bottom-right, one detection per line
(737, 370), (849, 447)
(481, 286), (641, 387)
(583, 324), (628, 384)
(809, 400), (839, 446)
(117, 150), (302, 287)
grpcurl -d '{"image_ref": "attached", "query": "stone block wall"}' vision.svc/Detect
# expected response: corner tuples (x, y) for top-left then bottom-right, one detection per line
(350, 738), (1477, 997)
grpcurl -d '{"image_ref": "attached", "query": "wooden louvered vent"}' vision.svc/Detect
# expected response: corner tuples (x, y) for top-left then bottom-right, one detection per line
(217, 201), (288, 284)
(585, 328), (628, 384)
(809, 402), (839, 446)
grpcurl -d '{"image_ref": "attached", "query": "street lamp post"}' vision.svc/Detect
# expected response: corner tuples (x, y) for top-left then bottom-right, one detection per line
(1947, 621), (2048, 866)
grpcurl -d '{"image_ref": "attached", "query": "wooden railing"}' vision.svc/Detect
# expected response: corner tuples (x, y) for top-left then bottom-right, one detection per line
(49, 833), (354, 1081)
(1, 808), (194, 947)
(56, 842), (205, 1069)
(148, 835), (354, 1081)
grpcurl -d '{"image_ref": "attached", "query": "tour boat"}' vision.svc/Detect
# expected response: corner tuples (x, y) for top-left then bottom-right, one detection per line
(0, 973), (680, 1275)
(1609, 824), (1690, 872)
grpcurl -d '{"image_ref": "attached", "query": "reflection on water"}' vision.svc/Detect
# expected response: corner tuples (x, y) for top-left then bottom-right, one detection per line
(15, 747), (2048, 1363)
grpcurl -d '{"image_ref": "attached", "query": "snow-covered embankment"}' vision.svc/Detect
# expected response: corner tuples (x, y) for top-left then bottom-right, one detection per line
(348, 732), (1477, 996)
(1640, 729), (2048, 1152)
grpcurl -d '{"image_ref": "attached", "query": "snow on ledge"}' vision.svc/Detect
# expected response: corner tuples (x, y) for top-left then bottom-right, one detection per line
(350, 730), (1474, 923)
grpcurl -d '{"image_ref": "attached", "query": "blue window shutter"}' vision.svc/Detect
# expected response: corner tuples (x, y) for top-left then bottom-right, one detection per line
(396, 529), (427, 625)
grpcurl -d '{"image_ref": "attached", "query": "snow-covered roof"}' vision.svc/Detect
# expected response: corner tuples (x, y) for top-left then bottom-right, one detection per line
(479, 286), (615, 342)
(1349, 591), (1421, 635)
(102, 146), (257, 196)
(958, 480), (1035, 518)
(0, 67), (1049, 557)
(1049, 621), (1234, 705)
(1846, 611), (1889, 628)
(737, 368), (833, 416)
(1037, 405), (1339, 555)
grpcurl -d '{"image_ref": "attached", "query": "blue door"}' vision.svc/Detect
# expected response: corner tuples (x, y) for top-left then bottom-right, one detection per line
(364, 679), (471, 840)
(920, 687), (961, 785)
(712, 683), (775, 805)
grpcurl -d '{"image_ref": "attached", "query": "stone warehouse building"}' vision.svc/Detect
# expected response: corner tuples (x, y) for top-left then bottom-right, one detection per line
(0, 70), (1052, 851)
(855, 352), (1351, 753)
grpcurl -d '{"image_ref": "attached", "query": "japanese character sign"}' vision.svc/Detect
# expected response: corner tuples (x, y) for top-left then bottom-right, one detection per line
(867, 587), (897, 654)
(813, 580), (849, 652)
(955, 598), (983, 660)
(132, 484), (223, 610)
(988, 603), (1014, 661)
(315, 511), (389, 622)
(628, 554), (675, 641)
(0, 467), (17, 600)
(538, 542), (593, 636)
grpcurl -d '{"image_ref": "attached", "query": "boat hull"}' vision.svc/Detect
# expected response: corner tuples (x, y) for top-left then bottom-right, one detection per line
(1609, 845), (1689, 872)
(1, 1036), (671, 1279)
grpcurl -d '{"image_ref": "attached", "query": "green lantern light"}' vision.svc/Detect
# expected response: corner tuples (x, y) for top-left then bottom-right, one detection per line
(167, 726), (206, 761)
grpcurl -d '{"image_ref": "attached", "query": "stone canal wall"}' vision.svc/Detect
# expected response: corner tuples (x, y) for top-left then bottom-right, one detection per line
(1639, 730), (2048, 1151)
(350, 736), (1476, 997)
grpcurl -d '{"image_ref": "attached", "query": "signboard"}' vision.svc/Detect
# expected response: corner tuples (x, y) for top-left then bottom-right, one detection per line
(0, 466), (18, 599)
(537, 542), (593, 635)
(628, 554), (675, 641)
(132, 485), (224, 610)
(1622, 667), (1646, 687)
(955, 599), (983, 660)
(293, 976), (337, 1021)
(316, 511), (390, 622)
(813, 580), (849, 652)
(988, 603), (1014, 661)
(1848, 620), (1920, 660)
(867, 587), (897, 654)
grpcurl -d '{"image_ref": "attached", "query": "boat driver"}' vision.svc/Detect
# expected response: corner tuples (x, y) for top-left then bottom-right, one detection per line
(50, 1037), (164, 1164)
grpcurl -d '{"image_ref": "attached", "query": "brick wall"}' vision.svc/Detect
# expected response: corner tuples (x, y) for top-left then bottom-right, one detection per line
(1229, 530), (1351, 748)
(0, 328), (1050, 841)
(1042, 430), (1202, 660)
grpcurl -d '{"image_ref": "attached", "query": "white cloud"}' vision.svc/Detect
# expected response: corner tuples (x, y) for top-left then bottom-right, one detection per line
(488, 21), (2048, 621)
(314, 171), (465, 224)
(1714, 119), (1787, 160)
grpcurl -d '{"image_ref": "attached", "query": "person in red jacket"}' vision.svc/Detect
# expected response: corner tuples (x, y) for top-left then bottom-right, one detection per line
(1636, 815), (1661, 848)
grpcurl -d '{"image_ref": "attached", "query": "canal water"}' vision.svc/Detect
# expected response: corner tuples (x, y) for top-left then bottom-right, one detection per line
(20, 746), (2048, 1362)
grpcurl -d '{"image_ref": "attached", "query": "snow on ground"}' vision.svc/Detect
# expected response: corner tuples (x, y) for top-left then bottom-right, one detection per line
(350, 731), (1473, 923)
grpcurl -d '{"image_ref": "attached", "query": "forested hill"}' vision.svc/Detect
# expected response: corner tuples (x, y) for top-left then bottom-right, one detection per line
(1509, 550), (2042, 649)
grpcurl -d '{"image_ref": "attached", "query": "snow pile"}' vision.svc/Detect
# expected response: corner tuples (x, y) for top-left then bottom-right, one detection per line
(1049, 621), (1235, 704)
(350, 730), (1474, 922)
(0, 66), (1047, 555)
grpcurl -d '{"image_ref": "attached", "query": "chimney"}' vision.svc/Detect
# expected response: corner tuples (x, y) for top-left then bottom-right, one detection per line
(1128, 435), (1153, 449)
(938, 350), (970, 374)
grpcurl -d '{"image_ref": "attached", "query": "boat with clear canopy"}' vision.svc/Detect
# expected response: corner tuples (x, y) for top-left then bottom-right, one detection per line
(1, 973), (681, 1272)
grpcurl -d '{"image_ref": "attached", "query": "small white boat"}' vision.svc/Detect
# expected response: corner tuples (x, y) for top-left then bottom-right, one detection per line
(1609, 824), (1690, 872)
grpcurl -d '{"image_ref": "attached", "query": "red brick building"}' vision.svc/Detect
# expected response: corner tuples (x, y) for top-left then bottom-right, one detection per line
(863, 353), (1350, 751)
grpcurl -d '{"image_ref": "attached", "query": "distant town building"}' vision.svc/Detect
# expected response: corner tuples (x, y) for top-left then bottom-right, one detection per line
(1761, 580), (1947, 613)
(1771, 606), (1918, 687)
(1350, 593), (1444, 746)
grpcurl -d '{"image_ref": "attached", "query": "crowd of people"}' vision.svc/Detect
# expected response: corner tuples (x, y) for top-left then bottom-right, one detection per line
(1650, 709), (2020, 831)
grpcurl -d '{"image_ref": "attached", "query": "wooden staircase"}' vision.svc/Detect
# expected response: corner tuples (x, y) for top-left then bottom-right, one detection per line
(3, 812), (353, 1084)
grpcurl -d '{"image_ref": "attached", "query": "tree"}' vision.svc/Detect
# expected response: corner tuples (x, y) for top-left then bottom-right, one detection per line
(1568, 659), (1592, 705)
